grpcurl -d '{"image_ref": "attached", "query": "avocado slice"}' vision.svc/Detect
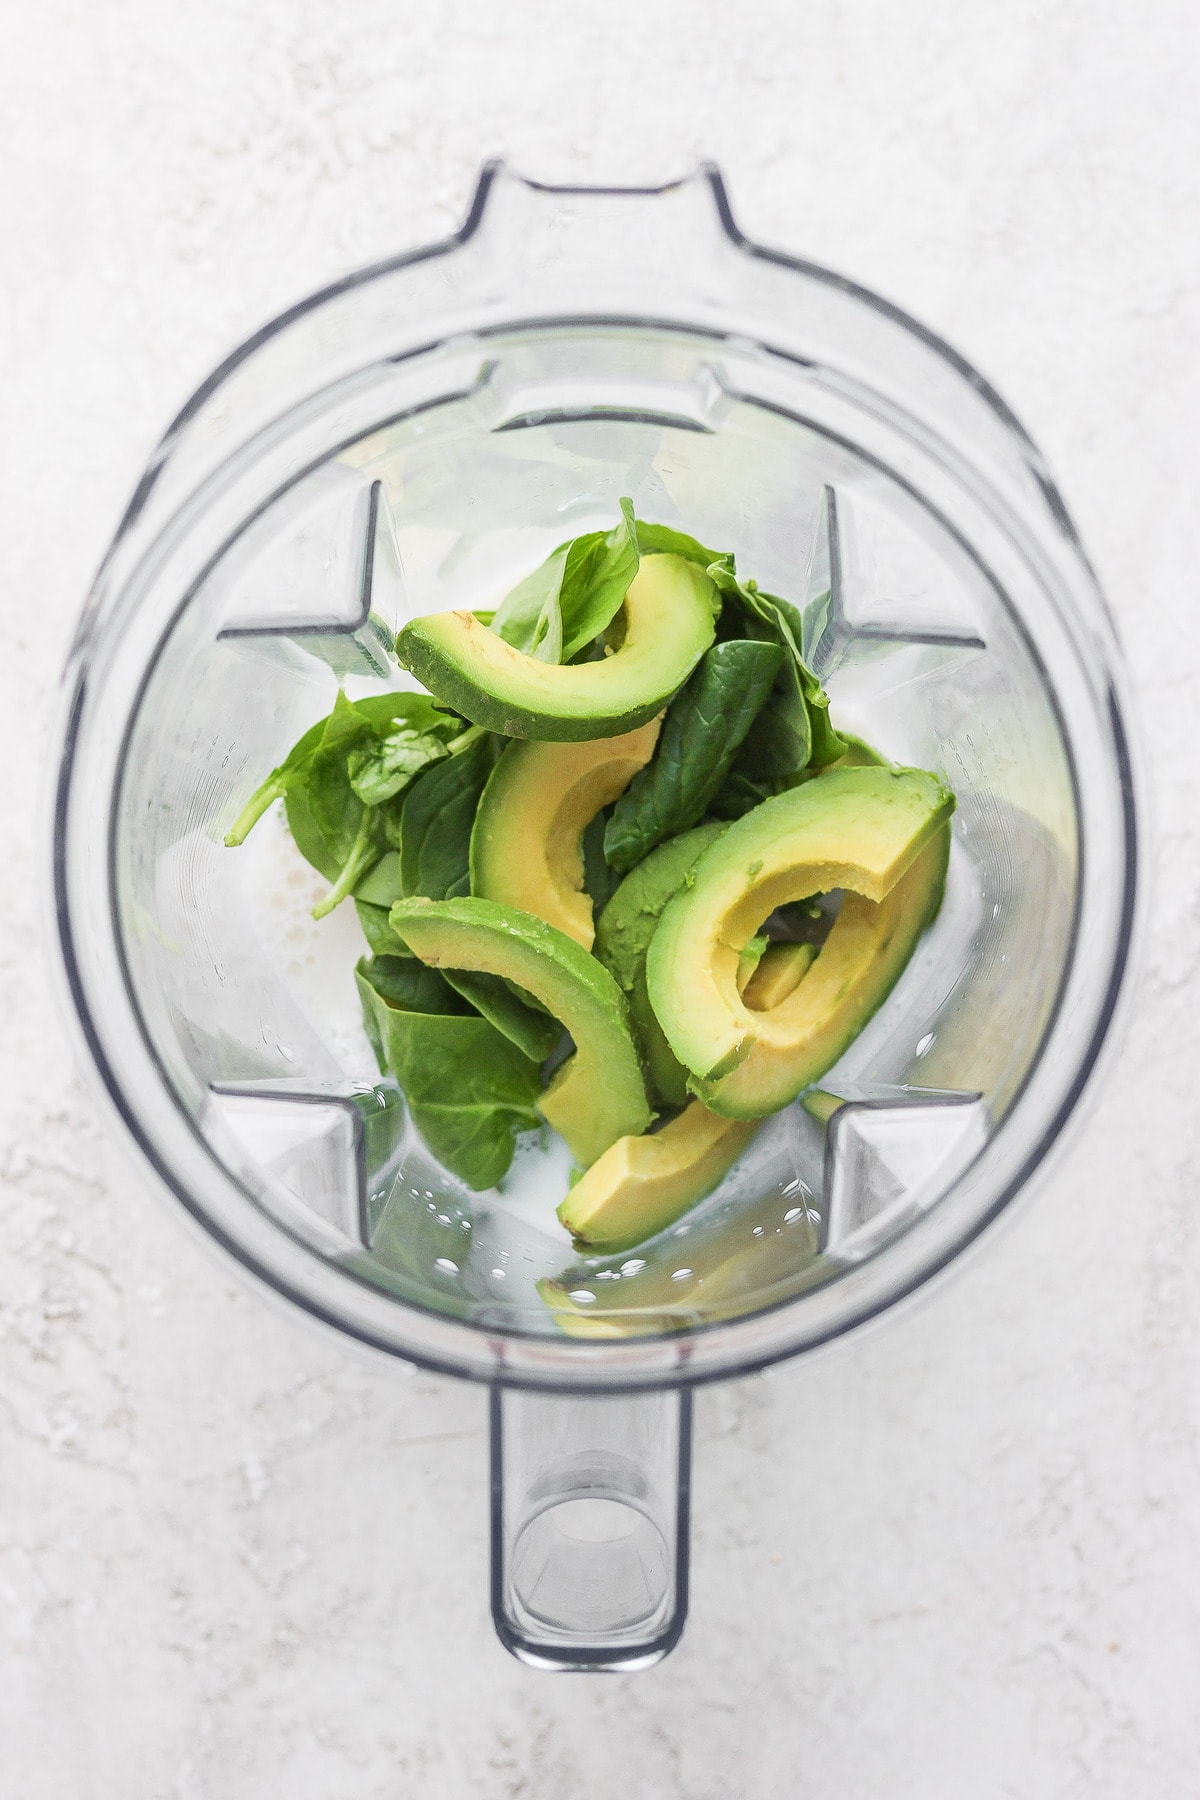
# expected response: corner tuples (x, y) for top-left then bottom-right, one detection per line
(394, 555), (717, 742)
(741, 941), (817, 1010)
(541, 1180), (825, 1338)
(470, 718), (662, 949)
(646, 766), (955, 1116)
(558, 1102), (759, 1254)
(389, 896), (652, 1166)
(594, 821), (728, 1105)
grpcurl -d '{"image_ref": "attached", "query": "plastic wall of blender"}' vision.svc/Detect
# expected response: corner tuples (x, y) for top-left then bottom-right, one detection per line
(489, 1385), (691, 1670)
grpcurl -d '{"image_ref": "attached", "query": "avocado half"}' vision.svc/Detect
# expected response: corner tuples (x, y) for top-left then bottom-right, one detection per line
(646, 765), (955, 1118)
(470, 718), (662, 949)
(394, 554), (716, 741)
(390, 896), (652, 1166)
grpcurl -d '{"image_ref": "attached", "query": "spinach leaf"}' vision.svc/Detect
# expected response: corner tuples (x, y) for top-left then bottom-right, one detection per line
(285, 779), (342, 881)
(581, 810), (619, 915)
(439, 969), (564, 1063)
(490, 498), (640, 665)
(309, 802), (388, 920)
(488, 548), (566, 663)
(634, 518), (731, 596)
(347, 724), (451, 805)
(236, 689), (468, 921)
(355, 899), (414, 960)
(604, 639), (783, 875)
(558, 497), (640, 660)
(224, 716), (328, 847)
(356, 964), (541, 1190)
(358, 953), (466, 1016)
(397, 728), (498, 901)
(707, 768), (793, 821)
(359, 912), (560, 1065)
(307, 694), (462, 892)
(226, 687), (460, 879)
(353, 850), (403, 907)
(712, 568), (846, 770)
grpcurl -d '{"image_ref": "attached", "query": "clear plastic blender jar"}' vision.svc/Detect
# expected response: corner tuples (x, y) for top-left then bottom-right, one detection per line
(52, 166), (1140, 1669)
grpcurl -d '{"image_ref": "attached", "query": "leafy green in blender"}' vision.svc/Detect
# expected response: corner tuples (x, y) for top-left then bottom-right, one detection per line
(226, 500), (947, 1240)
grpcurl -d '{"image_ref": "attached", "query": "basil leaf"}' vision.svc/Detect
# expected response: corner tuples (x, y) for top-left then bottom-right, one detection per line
(439, 969), (564, 1063)
(356, 965), (541, 1190)
(604, 640), (783, 875)
(397, 729), (497, 901)
(490, 498), (640, 666)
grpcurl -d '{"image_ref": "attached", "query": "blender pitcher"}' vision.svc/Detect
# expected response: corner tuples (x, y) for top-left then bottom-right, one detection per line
(52, 166), (1140, 1670)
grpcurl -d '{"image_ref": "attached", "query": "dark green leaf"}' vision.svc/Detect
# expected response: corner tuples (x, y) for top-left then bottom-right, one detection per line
(581, 811), (619, 915)
(439, 969), (564, 1062)
(398, 729), (497, 901)
(285, 781), (341, 881)
(712, 568), (846, 771)
(356, 966), (541, 1190)
(228, 688), (460, 855)
(730, 674), (811, 786)
(803, 684), (847, 769)
(353, 850), (403, 907)
(355, 899), (413, 959)
(357, 954), (467, 1016)
(604, 640), (783, 875)
(707, 768), (792, 821)
(305, 695), (464, 916)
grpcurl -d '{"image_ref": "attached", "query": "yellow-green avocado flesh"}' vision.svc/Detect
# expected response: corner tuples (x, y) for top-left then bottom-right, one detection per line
(394, 554), (716, 741)
(470, 718), (662, 948)
(646, 765), (954, 1117)
(557, 1101), (758, 1254)
(389, 896), (652, 1166)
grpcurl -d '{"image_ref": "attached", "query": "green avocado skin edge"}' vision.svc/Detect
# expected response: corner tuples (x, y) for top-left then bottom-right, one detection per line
(594, 822), (728, 1105)
(394, 555), (717, 743)
(395, 628), (674, 741)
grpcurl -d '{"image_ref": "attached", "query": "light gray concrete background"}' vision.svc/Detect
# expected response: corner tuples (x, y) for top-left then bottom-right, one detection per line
(2, 2), (1199, 1795)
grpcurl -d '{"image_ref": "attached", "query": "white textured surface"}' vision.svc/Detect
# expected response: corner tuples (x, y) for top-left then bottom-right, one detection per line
(2, 3), (1199, 1794)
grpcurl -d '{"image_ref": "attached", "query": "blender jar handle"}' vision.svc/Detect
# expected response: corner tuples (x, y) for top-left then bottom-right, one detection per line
(488, 1385), (692, 1669)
